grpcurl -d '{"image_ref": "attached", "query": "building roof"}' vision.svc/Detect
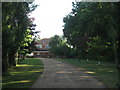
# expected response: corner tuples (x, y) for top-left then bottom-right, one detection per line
(36, 38), (50, 45)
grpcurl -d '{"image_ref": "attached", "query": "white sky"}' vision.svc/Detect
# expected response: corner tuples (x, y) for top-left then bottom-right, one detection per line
(30, 0), (75, 39)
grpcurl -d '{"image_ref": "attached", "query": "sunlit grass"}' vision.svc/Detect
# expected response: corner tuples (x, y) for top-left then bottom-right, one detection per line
(16, 64), (34, 67)
(2, 80), (31, 85)
(2, 58), (44, 88)
(55, 58), (118, 88)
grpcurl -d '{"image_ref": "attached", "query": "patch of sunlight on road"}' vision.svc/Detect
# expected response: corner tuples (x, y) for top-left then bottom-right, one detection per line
(80, 76), (93, 77)
(97, 82), (104, 86)
(85, 71), (96, 74)
(57, 64), (65, 66)
(56, 71), (73, 74)
(2, 80), (31, 85)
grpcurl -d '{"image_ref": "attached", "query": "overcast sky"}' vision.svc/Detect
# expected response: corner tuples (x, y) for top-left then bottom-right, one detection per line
(30, 0), (75, 39)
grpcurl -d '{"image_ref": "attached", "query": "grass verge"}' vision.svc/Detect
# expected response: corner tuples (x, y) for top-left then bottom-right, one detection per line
(2, 58), (44, 88)
(55, 58), (118, 88)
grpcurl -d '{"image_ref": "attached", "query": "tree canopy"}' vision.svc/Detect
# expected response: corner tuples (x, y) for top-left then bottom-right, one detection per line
(49, 35), (73, 58)
(2, 2), (37, 72)
(63, 2), (119, 63)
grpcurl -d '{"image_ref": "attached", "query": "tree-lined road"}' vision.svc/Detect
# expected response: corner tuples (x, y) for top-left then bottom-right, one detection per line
(32, 58), (105, 88)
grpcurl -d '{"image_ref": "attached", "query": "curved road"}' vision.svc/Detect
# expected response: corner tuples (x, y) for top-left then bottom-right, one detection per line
(32, 58), (105, 88)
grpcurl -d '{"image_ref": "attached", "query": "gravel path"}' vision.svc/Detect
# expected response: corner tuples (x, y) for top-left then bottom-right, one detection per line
(31, 58), (106, 88)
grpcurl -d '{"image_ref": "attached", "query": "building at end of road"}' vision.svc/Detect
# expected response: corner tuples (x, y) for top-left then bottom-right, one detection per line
(32, 38), (52, 58)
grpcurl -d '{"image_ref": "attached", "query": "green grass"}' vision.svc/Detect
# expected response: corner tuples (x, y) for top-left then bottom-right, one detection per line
(55, 58), (118, 88)
(2, 58), (44, 88)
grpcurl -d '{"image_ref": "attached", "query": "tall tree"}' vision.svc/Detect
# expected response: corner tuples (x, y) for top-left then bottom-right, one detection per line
(2, 2), (37, 72)
(63, 2), (119, 62)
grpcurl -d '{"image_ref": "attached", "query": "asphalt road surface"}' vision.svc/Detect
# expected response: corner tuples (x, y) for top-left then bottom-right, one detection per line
(32, 58), (105, 88)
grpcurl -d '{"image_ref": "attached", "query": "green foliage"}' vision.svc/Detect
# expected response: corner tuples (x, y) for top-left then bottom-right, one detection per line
(63, 2), (119, 63)
(49, 35), (73, 58)
(2, 2), (37, 72)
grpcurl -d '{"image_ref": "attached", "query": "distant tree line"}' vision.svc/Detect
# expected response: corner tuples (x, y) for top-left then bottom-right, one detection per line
(49, 35), (72, 58)
(2, 2), (37, 73)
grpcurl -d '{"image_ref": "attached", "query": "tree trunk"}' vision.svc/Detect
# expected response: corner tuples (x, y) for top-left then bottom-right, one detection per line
(117, 36), (120, 89)
(2, 52), (9, 73)
(8, 51), (16, 67)
(18, 52), (21, 64)
(112, 37), (118, 64)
